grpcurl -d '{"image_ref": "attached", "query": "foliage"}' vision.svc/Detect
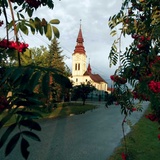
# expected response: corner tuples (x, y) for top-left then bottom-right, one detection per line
(108, 0), (160, 158)
(72, 82), (96, 105)
(0, 0), (68, 159)
(30, 39), (72, 102)
(48, 38), (72, 102)
(106, 93), (117, 105)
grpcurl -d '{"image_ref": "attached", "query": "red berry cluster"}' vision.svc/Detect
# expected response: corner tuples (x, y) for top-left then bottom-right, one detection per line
(25, 0), (41, 9)
(132, 34), (150, 54)
(148, 80), (160, 93)
(110, 75), (127, 84)
(0, 96), (9, 110)
(121, 152), (127, 160)
(0, 20), (3, 27)
(132, 91), (149, 101)
(0, 39), (29, 52)
(132, 108), (137, 112)
(10, 0), (41, 9)
(145, 113), (159, 122)
(150, 56), (160, 68)
(158, 134), (160, 141)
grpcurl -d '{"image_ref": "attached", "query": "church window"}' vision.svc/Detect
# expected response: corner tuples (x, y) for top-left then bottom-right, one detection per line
(76, 78), (78, 82)
(75, 63), (77, 70)
(78, 63), (80, 70)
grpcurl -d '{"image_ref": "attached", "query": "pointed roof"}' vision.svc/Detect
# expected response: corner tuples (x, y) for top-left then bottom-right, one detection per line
(87, 63), (92, 73)
(84, 61), (106, 83)
(73, 25), (86, 54)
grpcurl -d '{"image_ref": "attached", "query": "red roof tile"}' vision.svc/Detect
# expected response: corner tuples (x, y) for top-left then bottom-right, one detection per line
(83, 71), (106, 83)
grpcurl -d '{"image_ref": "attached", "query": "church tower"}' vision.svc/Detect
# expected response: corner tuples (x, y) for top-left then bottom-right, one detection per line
(72, 24), (87, 76)
(69, 23), (108, 96)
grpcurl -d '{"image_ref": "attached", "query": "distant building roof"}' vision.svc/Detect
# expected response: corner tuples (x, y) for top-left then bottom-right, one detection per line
(83, 71), (106, 83)
(107, 87), (114, 92)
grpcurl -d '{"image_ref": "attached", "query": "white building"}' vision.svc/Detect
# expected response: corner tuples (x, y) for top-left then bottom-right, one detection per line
(69, 25), (108, 100)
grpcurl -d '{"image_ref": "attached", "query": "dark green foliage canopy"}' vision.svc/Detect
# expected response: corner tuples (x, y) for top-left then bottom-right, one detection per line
(72, 82), (96, 105)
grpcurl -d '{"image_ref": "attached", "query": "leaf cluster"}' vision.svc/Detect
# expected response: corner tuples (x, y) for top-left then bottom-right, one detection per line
(72, 82), (96, 105)
(108, 0), (160, 118)
(0, 64), (71, 159)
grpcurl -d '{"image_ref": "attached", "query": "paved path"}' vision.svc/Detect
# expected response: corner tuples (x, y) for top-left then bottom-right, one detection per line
(0, 101), (149, 160)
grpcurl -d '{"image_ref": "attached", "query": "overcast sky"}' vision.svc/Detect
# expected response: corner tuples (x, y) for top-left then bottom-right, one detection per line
(2, 0), (133, 86)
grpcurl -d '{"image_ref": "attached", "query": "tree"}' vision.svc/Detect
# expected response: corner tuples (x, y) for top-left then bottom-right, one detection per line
(0, 0), (69, 159)
(48, 38), (72, 101)
(108, 0), (160, 158)
(30, 46), (49, 66)
(29, 39), (72, 102)
(72, 82), (96, 105)
(48, 38), (65, 71)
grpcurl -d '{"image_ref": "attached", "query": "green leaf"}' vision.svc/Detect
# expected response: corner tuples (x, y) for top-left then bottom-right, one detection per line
(47, 0), (54, 9)
(52, 26), (60, 38)
(21, 54), (28, 64)
(34, 17), (41, 31)
(0, 112), (14, 129)
(0, 123), (17, 149)
(49, 19), (60, 24)
(0, 67), (14, 85)
(5, 133), (21, 156)
(29, 18), (35, 34)
(20, 67), (34, 87)
(29, 71), (41, 91)
(22, 131), (41, 142)
(39, 26), (43, 35)
(42, 72), (50, 96)
(45, 23), (52, 40)
(27, 97), (44, 106)
(19, 13), (25, 19)
(26, 8), (34, 17)
(21, 138), (30, 160)
(16, 23), (20, 33)
(16, 111), (42, 119)
(7, 21), (14, 30)
(13, 6), (18, 10)
(23, 49), (31, 58)
(110, 30), (117, 37)
(19, 120), (41, 131)
(19, 23), (29, 35)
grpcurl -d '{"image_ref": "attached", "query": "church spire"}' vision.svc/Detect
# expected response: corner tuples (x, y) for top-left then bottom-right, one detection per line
(87, 59), (92, 73)
(74, 20), (86, 54)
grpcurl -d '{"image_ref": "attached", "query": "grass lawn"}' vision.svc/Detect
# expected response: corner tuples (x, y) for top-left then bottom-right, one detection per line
(0, 102), (97, 127)
(108, 106), (160, 160)
(42, 102), (97, 119)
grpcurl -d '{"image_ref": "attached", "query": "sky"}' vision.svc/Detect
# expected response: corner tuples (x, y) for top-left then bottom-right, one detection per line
(1, 0), (132, 86)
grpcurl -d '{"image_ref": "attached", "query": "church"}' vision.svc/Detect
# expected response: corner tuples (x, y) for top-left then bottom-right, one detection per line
(69, 25), (108, 100)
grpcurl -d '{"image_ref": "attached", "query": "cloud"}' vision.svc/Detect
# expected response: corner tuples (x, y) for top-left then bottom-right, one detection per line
(29, 1), (129, 82)
(0, 1), (131, 84)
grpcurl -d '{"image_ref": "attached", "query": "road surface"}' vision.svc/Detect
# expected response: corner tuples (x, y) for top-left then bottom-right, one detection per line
(0, 101), (149, 160)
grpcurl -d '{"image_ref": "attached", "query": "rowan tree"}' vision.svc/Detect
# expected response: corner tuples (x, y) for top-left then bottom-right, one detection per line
(108, 0), (160, 158)
(0, 0), (69, 159)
